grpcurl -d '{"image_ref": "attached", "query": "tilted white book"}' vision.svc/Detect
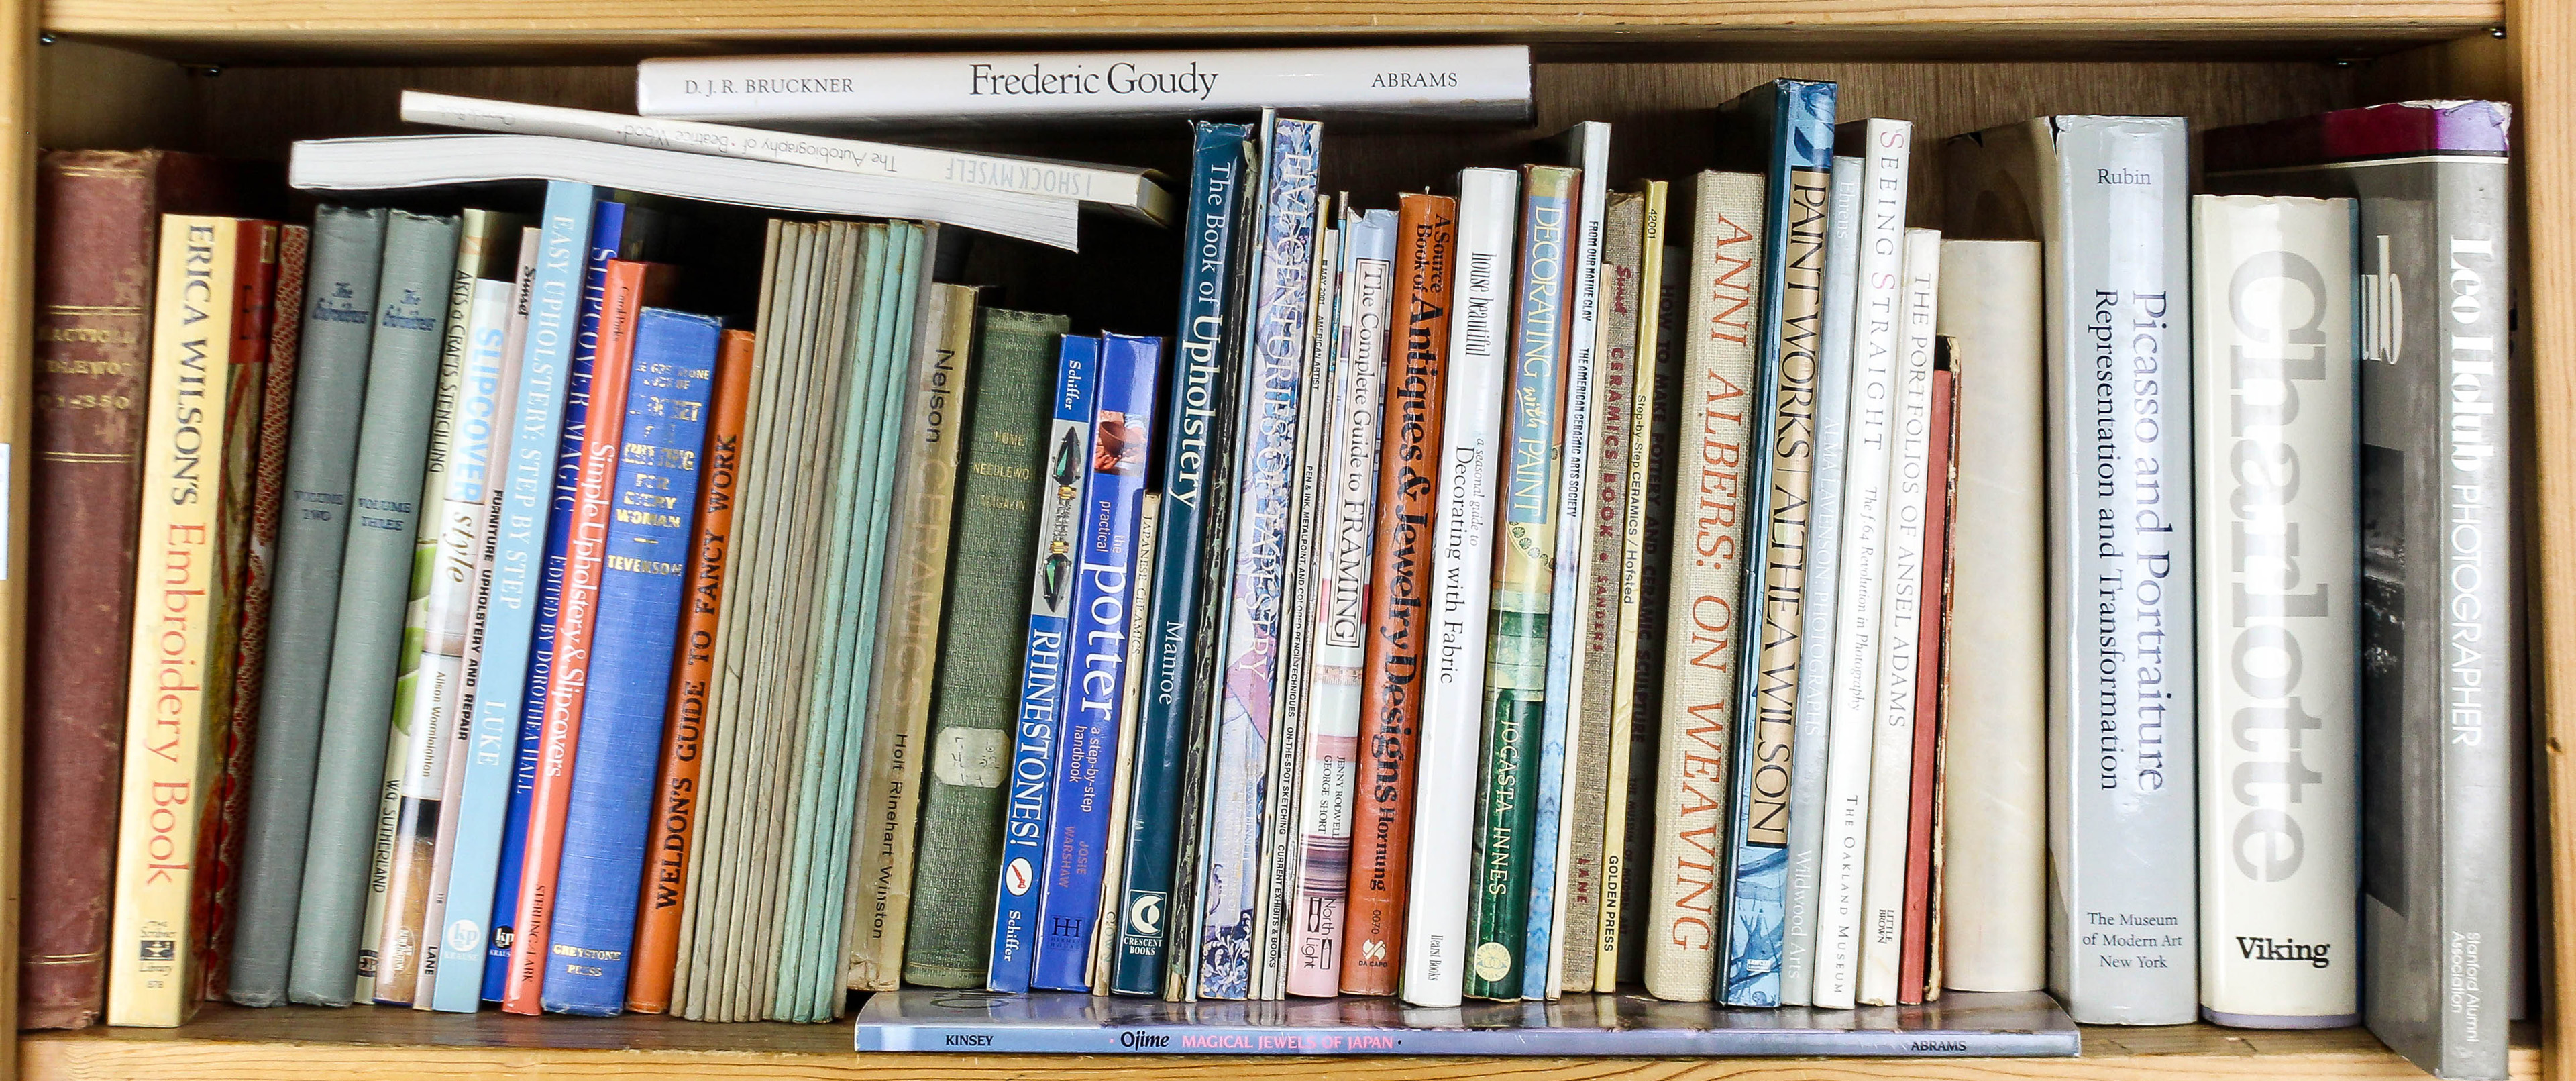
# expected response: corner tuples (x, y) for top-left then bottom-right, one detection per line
(637, 46), (1533, 129)
(1400, 167), (1519, 1009)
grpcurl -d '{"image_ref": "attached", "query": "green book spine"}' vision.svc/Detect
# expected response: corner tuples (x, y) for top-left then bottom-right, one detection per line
(286, 209), (461, 1006)
(229, 205), (388, 1007)
(900, 305), (1065, 988)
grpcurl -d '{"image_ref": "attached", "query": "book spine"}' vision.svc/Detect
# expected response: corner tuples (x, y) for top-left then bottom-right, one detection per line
(1031, 333), (1165, 990)
(201, 223), (309, 1006)
(634, 45), (1534, 127)
(903, 308), (1065, 990)
(1599, 181), (1670, 992)
(1198, 117), (1321, 1002)
(1855, 228), (1939, 1007)
(105, 217), (244, 1027)
(1721, 83), (1835, 1009)
(1341, 193), (1456, 996)
(1646, 171), (1764, 1003)
(537, 308), (723, 1015)
(428, 183), (596, 1014)
(2188, 195), (2359, 1027)
(229, 205), (387, 1007)
(1812, 119), (1912, 1010)
(1899, 317), (1957, 1006)
(1112, 121), (1253, 998)
(1568, 190), (1643, 998)
(1399, 168), (1515, 1008)
(1463, 164), (1574, 1003)
(1779, 158), (1862, 1006)
(289, 210), (461, 1007)
(1090, 493), (1164, 994)
(486, 200), (631, 1002)
(987, 333), (1099, 992)
(625, 327), (756, 1013)
(1933, 238), (2047, 994)
(1613, 197), (1677, 992)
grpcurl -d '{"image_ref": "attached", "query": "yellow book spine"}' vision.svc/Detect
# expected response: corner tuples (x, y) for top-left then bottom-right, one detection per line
(107, 216), (243, 1027)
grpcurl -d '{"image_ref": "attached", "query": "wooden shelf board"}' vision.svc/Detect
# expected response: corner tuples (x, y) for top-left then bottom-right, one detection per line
(14, 1005), (2544, 1080)
(36, 0), (2505, 62)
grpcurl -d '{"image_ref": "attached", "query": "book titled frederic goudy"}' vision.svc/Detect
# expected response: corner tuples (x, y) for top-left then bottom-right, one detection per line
(636, 46), (1533, 127)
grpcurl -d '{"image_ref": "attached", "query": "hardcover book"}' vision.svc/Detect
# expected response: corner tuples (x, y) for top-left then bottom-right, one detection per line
(1599, 181), (1672, 994)
(1898, 276), (1957, 1007)
(1947, 114), (2199, 1026)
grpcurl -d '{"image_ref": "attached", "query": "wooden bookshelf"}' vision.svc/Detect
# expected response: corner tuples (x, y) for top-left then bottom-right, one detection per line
(5, 1), (2569, 1080)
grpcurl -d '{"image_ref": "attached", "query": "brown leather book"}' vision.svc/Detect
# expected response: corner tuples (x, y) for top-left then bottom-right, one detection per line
(1338, 192), (1457, 995)
(1898, 348), (1960, 1005)
(627, 327), (757, 1014)
(21, 150), (235, 1029)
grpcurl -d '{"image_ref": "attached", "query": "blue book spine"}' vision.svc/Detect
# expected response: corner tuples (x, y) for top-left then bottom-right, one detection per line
(987, 334), (1101, 993)
(427, 181), (596, 1013)
(1112, 121), (1253, 998)
(1717, 78), (1837, 1009)
(1197, 115), (1320, 1001)
(484, 198), (628, 1000)
(539, 308), (722, 1016)
(1031, 333), (1167, 992)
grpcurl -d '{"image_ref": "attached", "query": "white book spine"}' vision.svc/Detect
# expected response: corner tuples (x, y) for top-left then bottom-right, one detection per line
(2190, 195), (2359, 1027)
(636, 46), (1534, 127)
(1401, 168), (1518, 1009)
(1809, 121), (1912, 1009)
(1934, 238), (2048, 994)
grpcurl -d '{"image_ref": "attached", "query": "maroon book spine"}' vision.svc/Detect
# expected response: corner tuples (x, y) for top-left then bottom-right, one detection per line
(20, 150), (230, 1029)
(1897, 350), (1960, 1005)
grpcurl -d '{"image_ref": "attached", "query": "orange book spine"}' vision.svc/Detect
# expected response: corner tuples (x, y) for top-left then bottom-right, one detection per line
(1896, 354), (1959, 1005)
(1338, 193), (1458, 995)
(625, 328), (755, 1014)
(501, 258), (666, 1013)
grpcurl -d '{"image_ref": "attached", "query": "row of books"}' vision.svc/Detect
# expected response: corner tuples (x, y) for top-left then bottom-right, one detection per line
(17, 48), (2518, 1080)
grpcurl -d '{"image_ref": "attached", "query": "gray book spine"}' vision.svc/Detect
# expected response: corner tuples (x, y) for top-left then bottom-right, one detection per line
(285, 210), (462, 1005)
(1778, 156), (1862, 1006)
(227, 206), (388, 1007)
(1947, 115), (2196, 1025)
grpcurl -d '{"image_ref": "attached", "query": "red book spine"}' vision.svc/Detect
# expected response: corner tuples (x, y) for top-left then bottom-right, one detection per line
(501, 258), (664, 1013)
(1338, 193), (1457, 995)
(1897, 351), (1960, 1004)
(21, 150), (230, 1029)
(626, 327), (755, 1014)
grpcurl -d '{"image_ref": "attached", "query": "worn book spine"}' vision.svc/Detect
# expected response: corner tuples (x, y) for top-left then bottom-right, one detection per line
(1855, 228), (1939, 1007)
(1399, 168), (1515, 1009)
(1198, 116), (1321, 1002)
(1933, 238), (2046, 994)
(201, 223), (307, 1005)
(1599, 181), (1670, 993)
(1462, 163), (1574, 1004)
(987, 333), (1100, 992)
(902, 308), (1063, 990)
(429, 183), (597, 1014)
(1948, 114), (2198, 1025)
(1341, 192), (1456, 996)
(1645, 171), (1763, 1003)
(1113, 122), (1253, 998)
(1812, 119), (1913, 1010)
(106, 217), (246, 1027)
(1090, 494), (1163, 994)
(290, 209), (461, 1007)
(2188, 194), (2359, 1028)
(537, 308), (723, 1015)
(1899, 311), (1957, 1007)
(1528, 125), (1606, 1000)
(229, 205), (387, 1007)
(624, 327), (754, 1013)
(372, 209), (519, 1005)
(1780, 157), (1862, 1006)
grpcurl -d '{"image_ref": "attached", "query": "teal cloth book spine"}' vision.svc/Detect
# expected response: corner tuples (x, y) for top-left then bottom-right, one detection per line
(1713, 76), (1839, 1009)
(538, 307), (722, 1016)
(229, 205), (388, 1007)
(287, 209), (462, 1006)
(428, 182), (597, 1013)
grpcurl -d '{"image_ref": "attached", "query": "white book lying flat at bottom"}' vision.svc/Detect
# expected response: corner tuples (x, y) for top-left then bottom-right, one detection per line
(288, 134), (1081, 250)
(398, 91), (1177, 227)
